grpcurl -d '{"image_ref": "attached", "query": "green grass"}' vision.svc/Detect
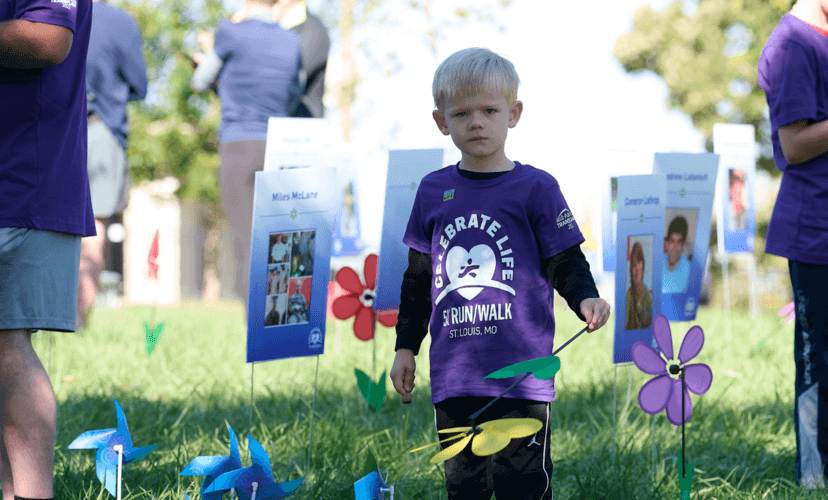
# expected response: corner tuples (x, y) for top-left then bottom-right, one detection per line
(3, 301), (824, 499)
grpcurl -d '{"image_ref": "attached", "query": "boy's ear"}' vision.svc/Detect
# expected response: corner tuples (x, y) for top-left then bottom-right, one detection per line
(508, 100), (523, 128)
(432, 109), (450, 136)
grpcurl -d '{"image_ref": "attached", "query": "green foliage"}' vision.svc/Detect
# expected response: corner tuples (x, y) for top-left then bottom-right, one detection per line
(614, 0), (797, 176)
(119, 0), (227, 207)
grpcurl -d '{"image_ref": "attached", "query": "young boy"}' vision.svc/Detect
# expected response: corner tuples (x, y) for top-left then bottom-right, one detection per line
(390, 48), (610, 499)
(662, 216), (690, 294)
(758, 0), (828, 489)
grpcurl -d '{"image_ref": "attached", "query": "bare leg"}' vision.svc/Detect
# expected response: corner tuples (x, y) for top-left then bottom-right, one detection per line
(0, 424), (14, 500)
(0, 329), (56, 498)
(77, 219), (106, 329)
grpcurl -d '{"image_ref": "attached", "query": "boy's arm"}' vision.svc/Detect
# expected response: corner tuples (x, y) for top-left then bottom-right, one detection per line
(544, 244), (600, 323)
(778, 118), (828, 166)
(394, 248), (432, 355)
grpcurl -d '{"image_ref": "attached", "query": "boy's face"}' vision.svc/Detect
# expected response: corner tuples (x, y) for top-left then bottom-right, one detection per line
(432, 85), (522, 166)
(665, 232), (686, 266)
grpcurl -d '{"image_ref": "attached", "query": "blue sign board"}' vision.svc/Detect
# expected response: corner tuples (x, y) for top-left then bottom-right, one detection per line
(652, 152), (719, 322)
(246, 168), (336, 363)
(374, 149), (444, 311)
(613, 174), (665, 364)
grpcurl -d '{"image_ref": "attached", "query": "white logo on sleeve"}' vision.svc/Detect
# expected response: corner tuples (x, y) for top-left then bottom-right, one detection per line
(52, 0), (77, 8)
(556, 208), (575, 229)
(435, 243), (516, 304)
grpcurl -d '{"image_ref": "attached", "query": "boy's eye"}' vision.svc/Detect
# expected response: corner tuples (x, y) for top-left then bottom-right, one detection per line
(486, 109), (496, 114)
(455, 111), (466, 117)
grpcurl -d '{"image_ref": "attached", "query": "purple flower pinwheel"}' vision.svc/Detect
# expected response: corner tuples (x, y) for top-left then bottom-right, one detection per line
(631, 313), (713, 426)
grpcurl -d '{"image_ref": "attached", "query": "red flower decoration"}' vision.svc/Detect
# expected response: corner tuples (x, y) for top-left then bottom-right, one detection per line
(147, 229), (160, 281)
(331, 254), (397, 340)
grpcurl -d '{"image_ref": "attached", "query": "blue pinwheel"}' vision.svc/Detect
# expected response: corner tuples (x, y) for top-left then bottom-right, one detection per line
(180, 423), (243, 500)
(354, 471), (393, 500)
(68, 399), (158, 497)
(203, 434), (304, 500)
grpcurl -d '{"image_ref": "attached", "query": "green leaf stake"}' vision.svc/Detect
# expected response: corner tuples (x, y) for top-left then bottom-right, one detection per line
(144, 321), (166, 357)
(677, 450), (695, 500)
(469, 326), (587, 421)
(356, 369), (386, 412)
(485, 355), (561, 380)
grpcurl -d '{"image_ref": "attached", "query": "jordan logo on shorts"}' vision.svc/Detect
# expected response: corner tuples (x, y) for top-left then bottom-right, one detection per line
(528, 434), (541, 447)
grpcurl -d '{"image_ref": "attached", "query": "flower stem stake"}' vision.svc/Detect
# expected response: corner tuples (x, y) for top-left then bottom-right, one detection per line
(632, 313), (712, 500)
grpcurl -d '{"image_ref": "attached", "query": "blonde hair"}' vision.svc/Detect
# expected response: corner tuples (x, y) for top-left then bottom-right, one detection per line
(432, 48), (520, 112)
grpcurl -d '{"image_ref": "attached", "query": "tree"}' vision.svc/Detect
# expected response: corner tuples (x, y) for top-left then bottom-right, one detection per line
(117, 0), (227, 209)
(328, 0), (513, 143)
(613, 0), (796, 176)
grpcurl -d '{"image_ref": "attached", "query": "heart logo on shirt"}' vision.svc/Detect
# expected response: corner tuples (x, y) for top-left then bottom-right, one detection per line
(445, 244), (496, 300)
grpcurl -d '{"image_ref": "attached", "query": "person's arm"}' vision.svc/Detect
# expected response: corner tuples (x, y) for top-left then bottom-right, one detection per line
(0, 19), (73, 69)
(394, 248), (432, 355)
(287, 53), (305, 116)
(122, 20), (148, 101)
(544, 244), (599, 323)
(778, 118), (828, 166)
(191, 49), (224, 93)
(391, 247), (432, 404)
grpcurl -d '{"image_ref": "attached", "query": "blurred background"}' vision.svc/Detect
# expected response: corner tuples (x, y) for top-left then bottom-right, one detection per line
(102, 0), (792, 317)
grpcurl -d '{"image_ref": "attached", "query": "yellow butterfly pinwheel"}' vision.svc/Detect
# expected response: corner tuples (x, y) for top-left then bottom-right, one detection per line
(410, 418), (542, 464)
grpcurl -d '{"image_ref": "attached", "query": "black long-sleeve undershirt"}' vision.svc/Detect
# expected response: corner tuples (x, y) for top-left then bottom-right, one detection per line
(394, 166), (600, 355)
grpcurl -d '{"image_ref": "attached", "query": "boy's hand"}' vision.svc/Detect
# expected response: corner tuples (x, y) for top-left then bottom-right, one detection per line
(391, 349), (416, 404)
(580, 298), (611, 332)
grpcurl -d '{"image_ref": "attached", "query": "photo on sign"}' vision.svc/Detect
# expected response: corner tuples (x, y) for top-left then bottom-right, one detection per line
(286, 276), (312, 325)
(269, 232), (292, 264)
(264, 230), (315, 327)
(290, 230), (315, 277)
(266, 263), (289, 295)
(662, 208), (699, 294)
(264, 294), (288, 327)
(728, 168), (748, 231)
(625, 234), (654, 331)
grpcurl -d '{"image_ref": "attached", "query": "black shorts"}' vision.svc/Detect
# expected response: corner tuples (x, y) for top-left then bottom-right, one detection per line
(434, 397), (553, 500)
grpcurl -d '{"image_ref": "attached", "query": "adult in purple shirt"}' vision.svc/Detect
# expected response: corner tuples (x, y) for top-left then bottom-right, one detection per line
(0, 1), (94, 499)
(758, 0), (828, 489)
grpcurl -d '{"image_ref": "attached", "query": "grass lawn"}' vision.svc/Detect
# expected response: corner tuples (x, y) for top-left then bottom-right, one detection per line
(5, 301), (823, 499)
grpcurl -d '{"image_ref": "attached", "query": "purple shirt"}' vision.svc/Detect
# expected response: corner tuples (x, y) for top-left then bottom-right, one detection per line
(759, 14), (828, 264)
(0, 0), (95, 237)
(404, 162), (585, 404)
(212, 19), (302, 143)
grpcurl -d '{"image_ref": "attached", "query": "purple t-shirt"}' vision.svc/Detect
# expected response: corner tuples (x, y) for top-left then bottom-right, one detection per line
(758, 14), (828, 264)
(0, 0), (95, 237)
(404, 162), (585, 404)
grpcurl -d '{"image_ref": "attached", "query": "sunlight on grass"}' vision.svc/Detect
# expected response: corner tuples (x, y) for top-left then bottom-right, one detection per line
(8, 302), (815, 499)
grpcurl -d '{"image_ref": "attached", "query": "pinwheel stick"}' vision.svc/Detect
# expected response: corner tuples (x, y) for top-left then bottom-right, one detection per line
(468, 326), (589, 421)
(114, 445), (123, 500)
(252, 482), (259, 500)
(681, 368), (686, 479)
